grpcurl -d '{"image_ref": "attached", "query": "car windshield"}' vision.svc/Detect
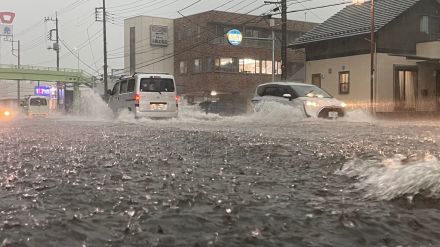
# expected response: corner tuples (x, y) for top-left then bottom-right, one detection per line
(291, 85), (332, 98)
(29, 98), (47, 106)
(140, 78), (175, 92)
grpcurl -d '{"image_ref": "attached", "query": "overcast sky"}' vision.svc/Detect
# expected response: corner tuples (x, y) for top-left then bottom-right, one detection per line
(0, 0), (349, 76)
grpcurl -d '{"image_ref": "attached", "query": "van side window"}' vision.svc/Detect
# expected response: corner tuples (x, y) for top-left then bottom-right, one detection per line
(120, 80), (128, 94)
(127, 79), (135, 93)
(112, 82), (120, 95)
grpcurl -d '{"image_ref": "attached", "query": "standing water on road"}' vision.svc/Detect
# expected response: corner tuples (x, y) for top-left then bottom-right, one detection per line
(1, 93), (440, 246)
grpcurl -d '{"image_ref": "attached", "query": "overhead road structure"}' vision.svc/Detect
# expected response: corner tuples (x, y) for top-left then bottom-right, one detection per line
(0, 64), (95, 87)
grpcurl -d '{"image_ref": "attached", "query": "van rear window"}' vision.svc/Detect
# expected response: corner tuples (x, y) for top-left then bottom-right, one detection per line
(140, 78), (175, 92)
(30, 98), (47, 106)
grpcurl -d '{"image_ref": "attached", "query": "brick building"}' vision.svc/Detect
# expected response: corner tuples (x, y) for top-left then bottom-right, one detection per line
(124, 10), (316, 112)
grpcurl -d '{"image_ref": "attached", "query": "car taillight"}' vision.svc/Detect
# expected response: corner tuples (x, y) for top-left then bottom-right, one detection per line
(135, 93), (141, 104)
(175, 95), (180, 107)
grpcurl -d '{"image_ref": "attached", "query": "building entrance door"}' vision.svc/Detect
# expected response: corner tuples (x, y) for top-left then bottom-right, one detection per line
(394, 68), (417, 111)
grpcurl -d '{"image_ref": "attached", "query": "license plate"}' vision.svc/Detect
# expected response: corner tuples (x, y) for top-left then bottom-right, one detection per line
(150, 103), (167, 110)
(328, 111), (338, 118)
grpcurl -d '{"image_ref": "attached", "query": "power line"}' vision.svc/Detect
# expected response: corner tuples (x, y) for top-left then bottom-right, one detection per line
(59, 38), (102, 75)
(107, 0), (164, 14)
(178, 0), (206, 13)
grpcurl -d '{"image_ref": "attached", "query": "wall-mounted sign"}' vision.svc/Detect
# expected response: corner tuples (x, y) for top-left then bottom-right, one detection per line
(227, 29), (242, 46)
(35, 86), (52, 97)
(0, 12), (15, 24)
(150, 25), (168, 46)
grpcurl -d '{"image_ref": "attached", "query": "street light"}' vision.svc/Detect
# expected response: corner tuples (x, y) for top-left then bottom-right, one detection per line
(353, 0), (375, 112)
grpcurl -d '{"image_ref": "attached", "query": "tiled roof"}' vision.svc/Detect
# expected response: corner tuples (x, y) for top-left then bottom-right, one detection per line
(292, 0), (423, 46)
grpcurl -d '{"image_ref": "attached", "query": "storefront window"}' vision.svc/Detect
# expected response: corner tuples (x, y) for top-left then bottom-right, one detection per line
(239, 59), (261, 74)
(255, 60), (261, 74)
(262, 60), (274, 74)
(220, 58), (233, 72)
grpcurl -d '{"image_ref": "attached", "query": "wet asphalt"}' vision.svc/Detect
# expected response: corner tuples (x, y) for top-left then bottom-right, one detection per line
(1, 114), (440, 247)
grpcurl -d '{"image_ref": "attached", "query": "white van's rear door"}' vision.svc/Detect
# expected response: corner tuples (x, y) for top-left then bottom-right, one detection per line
(137, 76), (177, 113)
(29, 97), (49, 116)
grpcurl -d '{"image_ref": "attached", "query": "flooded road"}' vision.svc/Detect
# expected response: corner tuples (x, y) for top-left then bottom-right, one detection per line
(1, 110), (440, 246)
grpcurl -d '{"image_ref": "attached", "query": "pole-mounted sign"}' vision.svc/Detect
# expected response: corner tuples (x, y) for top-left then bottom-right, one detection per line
(0, 12), (16, 37)
(226, 29), (242, 46)
(0, 12), (15, 24)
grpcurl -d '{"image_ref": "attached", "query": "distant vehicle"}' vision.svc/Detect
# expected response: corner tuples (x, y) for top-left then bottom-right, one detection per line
(107, 73), (178, 119)
(0, 106), (14, 121)
(23, 96), (49, 118)
(251, 82), (347, 119)
(198, 101), (245, 116)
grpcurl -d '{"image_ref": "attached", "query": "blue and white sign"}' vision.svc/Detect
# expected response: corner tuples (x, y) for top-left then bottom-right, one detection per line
(0, 24), (13, 36)
(227, 29), (242, 46)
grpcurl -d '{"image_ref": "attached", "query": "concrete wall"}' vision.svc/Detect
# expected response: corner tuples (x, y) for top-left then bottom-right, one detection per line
(305, 54), (372, 103)
(124, 16), (174, 75)
(417, 41), (440, 59)
(304, 53), (440, 112)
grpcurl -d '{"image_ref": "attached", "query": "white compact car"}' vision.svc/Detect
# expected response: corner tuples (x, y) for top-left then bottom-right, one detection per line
(251, 82), (347, 118)
(107, 73), (179, 118)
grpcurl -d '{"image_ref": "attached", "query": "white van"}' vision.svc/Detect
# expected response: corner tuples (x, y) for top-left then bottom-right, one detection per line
(107, 73), (178, 118)
(24, 96), (50, 118)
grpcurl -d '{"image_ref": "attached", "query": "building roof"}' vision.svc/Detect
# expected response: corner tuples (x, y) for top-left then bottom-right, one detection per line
(292, 0), (423, 47)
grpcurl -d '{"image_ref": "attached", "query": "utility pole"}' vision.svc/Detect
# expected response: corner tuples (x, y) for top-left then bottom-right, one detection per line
(370, 0), (375, 113)
(270, 19), (276, 82)
(45, 13), (61, 110)
(16, 40), (20, 105)
(56, 12), (59, 71)
(281, 0), (287, 80)
(45, 13), (60, 70)
(103, 0), (108, 96)
(10, 39), (20, 105)
(96, 1), (108, 96)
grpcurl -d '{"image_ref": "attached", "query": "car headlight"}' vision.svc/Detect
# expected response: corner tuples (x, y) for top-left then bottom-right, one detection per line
(305, 101), (318, 107)
(341, 102), (347, 108)
(3, 111), (11, 117)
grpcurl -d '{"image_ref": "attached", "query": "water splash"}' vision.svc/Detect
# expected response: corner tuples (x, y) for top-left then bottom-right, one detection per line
(341, 109), (375, 123)
(230, 101), (305, 124)
(60, 88), (114, 122)
(337, 154), (440, 200)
